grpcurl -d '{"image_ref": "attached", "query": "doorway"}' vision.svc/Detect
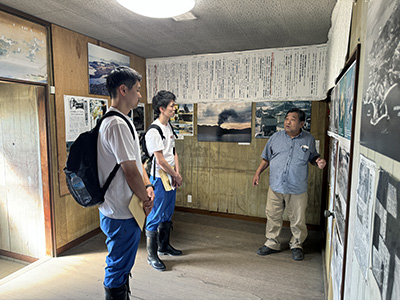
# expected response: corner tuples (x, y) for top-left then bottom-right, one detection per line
(0, 81), (53, 277)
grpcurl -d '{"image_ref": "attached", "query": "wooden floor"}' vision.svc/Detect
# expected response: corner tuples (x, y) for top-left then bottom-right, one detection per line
(0, 257), (28, 280)
(0, 211), (326, 300)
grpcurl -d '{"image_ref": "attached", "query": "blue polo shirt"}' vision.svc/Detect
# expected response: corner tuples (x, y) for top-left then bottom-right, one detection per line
(261, 130), (319, 194)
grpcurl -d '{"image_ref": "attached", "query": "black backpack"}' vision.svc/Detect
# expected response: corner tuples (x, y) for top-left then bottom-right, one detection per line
(140, 121), (177, 178)
(64, 110), (135, 207)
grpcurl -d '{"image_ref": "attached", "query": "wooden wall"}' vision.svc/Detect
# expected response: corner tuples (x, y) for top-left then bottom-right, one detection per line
(50, 25), (327, 253)
(51, 25), (147, 252)
(175, 101), (327, 225)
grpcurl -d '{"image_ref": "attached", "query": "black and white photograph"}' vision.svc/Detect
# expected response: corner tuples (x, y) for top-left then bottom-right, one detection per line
(354, 155), (376, 279)
(129, 103), (145, 133)
(360, 0), (400, 162)
(88, 43), (130, 96)
(329, 85), (340, 134)
(334, 143), (350, 242)
(331, 228), (344, 300)
(197, 102), (251, 143)
(327, 138), (339, 243)
(254, 101), (311, 138)
(372, 169), (400, 300)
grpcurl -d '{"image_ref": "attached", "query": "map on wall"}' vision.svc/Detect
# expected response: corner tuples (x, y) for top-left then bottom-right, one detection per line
(371, 169), (400, 300)
(360, 0), (400, 162)
(254, 101), (311, 139)
(0, 10), (47, 83)
(147, 44), (327, 103)
(88, 43), (130, 96)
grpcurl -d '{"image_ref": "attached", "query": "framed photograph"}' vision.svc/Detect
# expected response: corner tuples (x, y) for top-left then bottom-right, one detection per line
(254, 101), (311, 139)
(170, 103), (194, 138)
(197, 102), (251, 143)
(0, 10), (47, 83)
(88, 43), (130, 95)
(128, 103), (145, 133)
(360, 0), (400, 162)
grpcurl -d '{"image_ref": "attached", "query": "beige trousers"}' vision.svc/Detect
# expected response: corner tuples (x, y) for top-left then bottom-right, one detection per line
(264, 187), (308, 250)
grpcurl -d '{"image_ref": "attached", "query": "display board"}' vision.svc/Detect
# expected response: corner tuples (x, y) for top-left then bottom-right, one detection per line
(326, 44), (360, 300)
(147, 44), (327, 103)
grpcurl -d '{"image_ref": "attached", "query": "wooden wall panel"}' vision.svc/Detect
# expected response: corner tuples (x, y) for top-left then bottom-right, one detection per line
(175, 101), (328, 225)
(0, 82), (46, 257)
(50, 25), (147, 251)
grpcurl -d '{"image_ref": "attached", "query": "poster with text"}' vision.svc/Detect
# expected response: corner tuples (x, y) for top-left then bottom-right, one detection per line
(64, 95), (108, 151)
(354, 155), (376, 279)
(147, 44), (327, 103)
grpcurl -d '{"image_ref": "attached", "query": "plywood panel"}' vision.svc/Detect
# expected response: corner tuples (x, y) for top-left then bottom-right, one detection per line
(0, 82), (45, 258)
(176, 100), (327, 225)
(51, 24), (148, 250)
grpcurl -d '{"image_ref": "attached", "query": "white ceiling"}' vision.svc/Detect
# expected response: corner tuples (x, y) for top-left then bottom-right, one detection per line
(0, 0), (337, 59)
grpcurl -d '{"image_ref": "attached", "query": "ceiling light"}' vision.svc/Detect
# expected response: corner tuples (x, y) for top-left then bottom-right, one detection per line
(173, 12), (197, 21)
(116, 0), (195, 18)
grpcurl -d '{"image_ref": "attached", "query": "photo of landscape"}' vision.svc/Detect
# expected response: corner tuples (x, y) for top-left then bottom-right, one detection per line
(197, 102), (251, 142)
(88, 43), (130, 95)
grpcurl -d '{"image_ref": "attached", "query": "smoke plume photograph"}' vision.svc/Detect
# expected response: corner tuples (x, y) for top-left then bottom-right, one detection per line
(197, 102), (252, 142)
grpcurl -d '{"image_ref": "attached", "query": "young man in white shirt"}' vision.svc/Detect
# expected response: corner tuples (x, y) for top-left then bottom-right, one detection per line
(98, 66), (154, 299)
(144, 90), (183, 271)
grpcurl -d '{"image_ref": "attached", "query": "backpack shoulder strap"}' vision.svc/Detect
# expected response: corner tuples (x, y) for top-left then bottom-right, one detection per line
(98, 110), (136, 193)
(168, 120), (178, 138)
(102, 110), (135, 140)
(147, 124), (165, 140)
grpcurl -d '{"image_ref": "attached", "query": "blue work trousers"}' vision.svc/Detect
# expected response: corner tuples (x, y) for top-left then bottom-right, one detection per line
(100, 212), (141, 288)
(145, 176), (176, 231)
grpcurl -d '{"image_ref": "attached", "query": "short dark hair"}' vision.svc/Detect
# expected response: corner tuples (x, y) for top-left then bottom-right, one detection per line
(152, 90), (176, 117)
(106, 66), (142, 98)
(286, 108), (306, 122)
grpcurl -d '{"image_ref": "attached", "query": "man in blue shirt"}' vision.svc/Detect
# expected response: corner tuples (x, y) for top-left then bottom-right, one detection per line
(252, 108), (326, 261)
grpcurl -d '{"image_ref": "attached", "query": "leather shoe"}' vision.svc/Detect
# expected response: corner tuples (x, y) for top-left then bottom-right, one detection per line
(257, 245), (280, 256)
(291, 248), (304, 261)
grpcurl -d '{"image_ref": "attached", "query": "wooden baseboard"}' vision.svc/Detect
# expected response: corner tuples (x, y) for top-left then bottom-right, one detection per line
(0, 249), (38, 263)
(175, 206), (321, 231)
(56, 227), (102, 256)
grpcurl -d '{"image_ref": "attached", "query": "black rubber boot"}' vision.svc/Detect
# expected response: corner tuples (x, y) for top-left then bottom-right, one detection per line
(158, 221), (182, 256)
(145, 229), (166, 271)
(104, 274), (130, 300)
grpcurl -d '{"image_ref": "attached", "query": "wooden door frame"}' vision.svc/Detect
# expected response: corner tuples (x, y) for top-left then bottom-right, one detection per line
(0, 80), (55, 258)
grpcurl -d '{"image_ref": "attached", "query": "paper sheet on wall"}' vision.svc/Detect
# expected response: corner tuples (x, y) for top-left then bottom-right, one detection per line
(147, 44), (327, 103)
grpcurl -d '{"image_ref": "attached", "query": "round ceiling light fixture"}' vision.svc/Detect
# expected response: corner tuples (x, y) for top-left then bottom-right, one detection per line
(116, 0), (195, 18)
